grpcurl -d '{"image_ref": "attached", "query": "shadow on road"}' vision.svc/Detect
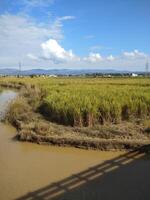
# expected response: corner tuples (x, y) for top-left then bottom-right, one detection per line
(16, 145), (150, 200)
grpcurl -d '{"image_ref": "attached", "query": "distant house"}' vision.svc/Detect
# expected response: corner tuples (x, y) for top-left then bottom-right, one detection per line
(107, 74), (112, 77)
(131, 73), (138, 77)
(48, 74), (58, 78)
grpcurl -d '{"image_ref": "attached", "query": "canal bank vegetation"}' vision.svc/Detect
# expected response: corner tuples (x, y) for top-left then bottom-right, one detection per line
(0, 77), (150, 150)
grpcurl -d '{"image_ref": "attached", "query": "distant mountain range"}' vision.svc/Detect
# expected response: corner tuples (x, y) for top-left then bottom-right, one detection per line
(0, 68), (143, 76)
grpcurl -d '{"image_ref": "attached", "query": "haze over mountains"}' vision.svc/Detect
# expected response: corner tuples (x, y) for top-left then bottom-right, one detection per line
(0, 68), (137, 76)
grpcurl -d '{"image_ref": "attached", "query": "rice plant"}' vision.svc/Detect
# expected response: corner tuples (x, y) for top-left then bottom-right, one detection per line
(1, 77), (150, 127)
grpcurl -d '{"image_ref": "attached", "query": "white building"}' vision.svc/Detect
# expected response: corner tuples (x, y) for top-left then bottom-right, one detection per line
(48, 74), (58, 77)
(131, 73), (138, 77)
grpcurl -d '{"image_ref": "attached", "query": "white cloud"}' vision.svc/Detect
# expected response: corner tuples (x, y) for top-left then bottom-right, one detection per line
(83, 53), (115, 63)
(27, 53), (39, 61)
(123, 49), (147, 58)
(90, 45), (102, 51)
(41, 39), (80, 63)
(84, 53), (103, 63)
(21, 0), (54, 8)
(0, 13), (75, 68)
(51, 16), (75, 32)
(107, 55), (115, 61)
(90, 45), (112, 51)
(57, 16), (76, 21)
(0, 13), (63, 47)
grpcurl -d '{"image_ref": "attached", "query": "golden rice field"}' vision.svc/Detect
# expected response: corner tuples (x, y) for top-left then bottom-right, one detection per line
(1, 77), (150, 127)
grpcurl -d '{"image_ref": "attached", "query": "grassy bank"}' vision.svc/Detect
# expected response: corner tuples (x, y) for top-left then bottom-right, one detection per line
(0, 77), (150, 150)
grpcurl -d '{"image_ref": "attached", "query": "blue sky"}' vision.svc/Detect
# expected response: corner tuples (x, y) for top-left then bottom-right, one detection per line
(0, 0), (150, 70)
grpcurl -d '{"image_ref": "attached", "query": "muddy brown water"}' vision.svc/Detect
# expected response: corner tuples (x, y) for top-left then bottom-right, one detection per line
(0, 90), (150, 200)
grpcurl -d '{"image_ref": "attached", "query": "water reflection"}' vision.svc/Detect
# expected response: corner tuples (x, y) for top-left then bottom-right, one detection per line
(0, 89), (17, 120)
